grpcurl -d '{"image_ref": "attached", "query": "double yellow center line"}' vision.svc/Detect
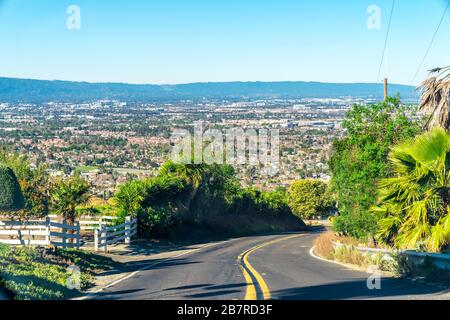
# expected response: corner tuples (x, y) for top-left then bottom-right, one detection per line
(238, 234), (305, 300)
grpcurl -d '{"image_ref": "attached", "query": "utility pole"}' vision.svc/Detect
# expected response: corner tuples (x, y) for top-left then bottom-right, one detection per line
(384, 78), (388, 101)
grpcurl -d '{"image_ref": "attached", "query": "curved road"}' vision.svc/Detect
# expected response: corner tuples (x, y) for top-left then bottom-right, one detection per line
(90, 232), (449, 300)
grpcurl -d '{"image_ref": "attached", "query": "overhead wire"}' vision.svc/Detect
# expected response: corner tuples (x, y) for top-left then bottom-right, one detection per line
(410, 0), (450, 85)
(376, 0), (396, 83)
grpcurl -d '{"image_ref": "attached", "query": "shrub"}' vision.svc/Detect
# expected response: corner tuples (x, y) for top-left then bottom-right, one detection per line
(332, 211), (378, 240)
(287, 179), (329, 219)
(137, 205), (182, 238)
(0, 245), (117, 300)
(329, 97), (421, 239)
(0, 150), (51, 219)
(0, 164), (24, 212)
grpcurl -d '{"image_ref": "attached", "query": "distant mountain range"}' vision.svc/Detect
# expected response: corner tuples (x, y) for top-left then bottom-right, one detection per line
(0, 77), (419, 103)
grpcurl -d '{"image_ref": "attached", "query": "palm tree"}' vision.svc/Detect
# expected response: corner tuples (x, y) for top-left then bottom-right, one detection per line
(159, 161), (206, 216)
(373, 128), (450, 252)
(51, 174), (90, 239)
(114, 179), (147, 216)
(419, 66), (450, 131)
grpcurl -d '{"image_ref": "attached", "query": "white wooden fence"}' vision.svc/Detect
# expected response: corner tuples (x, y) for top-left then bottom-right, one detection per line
(0, 217), (81, 248)
(0, 215), (137, 250)
(47, 215), (117, 231)
(94, 216), (137, 252)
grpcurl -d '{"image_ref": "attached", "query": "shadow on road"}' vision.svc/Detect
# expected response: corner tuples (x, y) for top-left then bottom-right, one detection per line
(91, 282), (248, 300)
(270, 278), (448, 300)
(164, 283), (247, 299)
(98, 257), (201, 278)
(91, 288), (145, 299)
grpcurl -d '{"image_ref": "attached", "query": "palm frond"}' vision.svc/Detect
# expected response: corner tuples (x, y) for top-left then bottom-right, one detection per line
(375, 128), (450, 251)
(419, 68), (450, 131)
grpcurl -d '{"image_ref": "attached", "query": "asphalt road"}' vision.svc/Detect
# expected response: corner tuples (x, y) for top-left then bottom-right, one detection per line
(89, 232), (449, 300)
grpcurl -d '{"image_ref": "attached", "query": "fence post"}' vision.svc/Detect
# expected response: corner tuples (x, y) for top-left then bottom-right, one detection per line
(101, 224), (107, 252)
(62, 219), (67, 249)
(125, 216), (131, 244)
(45, 216), (51, 246)
(76, 221), (81, 249)
(94, 228), (99, 251)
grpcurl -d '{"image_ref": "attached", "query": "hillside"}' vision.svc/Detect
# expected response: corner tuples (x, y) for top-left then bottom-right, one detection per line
(0, 77), (418, 103)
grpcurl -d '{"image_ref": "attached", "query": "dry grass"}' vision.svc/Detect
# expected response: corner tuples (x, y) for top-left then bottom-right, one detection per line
(314, 232), (369, 267)
(314, 233), (386, 268)
(313, 232), (337, 259)
(333, 246), (366, 266)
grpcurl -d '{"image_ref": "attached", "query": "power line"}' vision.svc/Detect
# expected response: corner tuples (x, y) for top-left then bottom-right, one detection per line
(410, 0), (450, 85)
(377, 0), (396, 83)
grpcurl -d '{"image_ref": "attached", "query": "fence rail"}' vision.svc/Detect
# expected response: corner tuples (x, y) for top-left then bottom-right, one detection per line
(94, 217), (137, 252)
(0, 215), (136, 249)
(0, 215), (137, 251)
(0, 218), (80, 248)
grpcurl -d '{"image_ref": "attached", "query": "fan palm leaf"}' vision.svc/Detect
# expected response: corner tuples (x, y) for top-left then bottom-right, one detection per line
(373, 128), (450, 252)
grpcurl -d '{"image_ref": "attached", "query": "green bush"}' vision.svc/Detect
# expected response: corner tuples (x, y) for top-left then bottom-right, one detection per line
(0, 164), (24, 212)
(332, 211), (378, 239)
(137, 205), (182, 238)
(329, 97), (421, 239)
(287, 179), (329, 219)
(0, 149), (51, 218)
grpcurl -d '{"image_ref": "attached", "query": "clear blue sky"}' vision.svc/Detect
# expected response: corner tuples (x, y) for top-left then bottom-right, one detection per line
(0, 0), (449, 85)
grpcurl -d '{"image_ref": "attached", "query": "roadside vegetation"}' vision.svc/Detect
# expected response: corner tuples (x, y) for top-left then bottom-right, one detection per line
(287, 179), (332, 220)
(328, 92), (450, 253)
(0, 244), (117, 300)
(113, 161), (306, 238)
(314, 232), (450, 285)
(328, 96), (421, 239)
(317, 69), (450, 284)
(314, 232), (389, 266)
(373, 128), (450, 252)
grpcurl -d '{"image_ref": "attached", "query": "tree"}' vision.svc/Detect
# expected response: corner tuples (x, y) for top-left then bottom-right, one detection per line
(50, 174), (90, 225)
(0, 164), (24, 213)
(373, 128), (450, 252)
(17, 165), (50, 219)
(328, 97), (421, 239)
(0, 148), (50, 219)
(287, 179), (328, 219)
(114, 179), (148, 217)
(418, 66), (450, 131)
(159, 161), (207, 217)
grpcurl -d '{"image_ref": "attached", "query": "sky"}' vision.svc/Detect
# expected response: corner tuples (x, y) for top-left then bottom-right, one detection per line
(0, 0), (449, 85)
